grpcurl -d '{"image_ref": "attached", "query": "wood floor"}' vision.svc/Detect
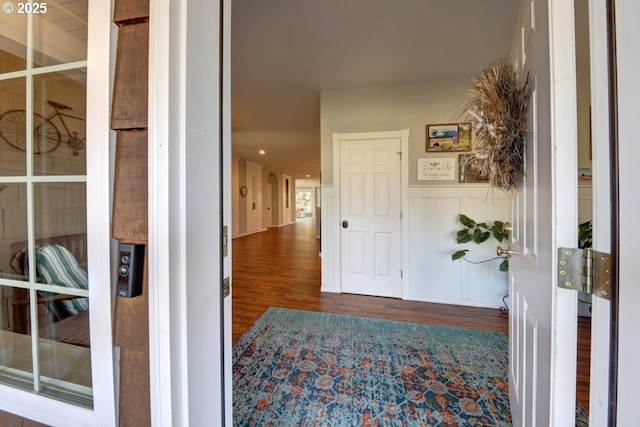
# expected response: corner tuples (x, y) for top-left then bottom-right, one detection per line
(231, 217), (591, 412)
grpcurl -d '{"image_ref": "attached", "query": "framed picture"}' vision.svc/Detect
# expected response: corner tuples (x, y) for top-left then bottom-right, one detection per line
(426, 123), (471, 152)
(458, 154), (489, 183)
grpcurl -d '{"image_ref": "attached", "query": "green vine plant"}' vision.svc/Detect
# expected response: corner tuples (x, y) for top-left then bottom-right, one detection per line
(451, 214), (510, 272)
(578, 220), (592, 249)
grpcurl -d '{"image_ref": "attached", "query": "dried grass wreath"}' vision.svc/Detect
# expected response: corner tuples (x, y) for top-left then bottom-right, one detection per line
(463, 57), (531, 193)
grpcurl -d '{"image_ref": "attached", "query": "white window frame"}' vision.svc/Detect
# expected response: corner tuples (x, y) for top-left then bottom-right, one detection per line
(0, 2), (116, 426)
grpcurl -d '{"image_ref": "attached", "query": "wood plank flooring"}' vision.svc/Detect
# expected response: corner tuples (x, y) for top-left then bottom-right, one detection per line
(231, 217), (591, 412)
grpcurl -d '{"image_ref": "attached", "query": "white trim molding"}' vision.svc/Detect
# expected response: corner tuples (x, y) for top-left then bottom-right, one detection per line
(320, 185), (338, 293)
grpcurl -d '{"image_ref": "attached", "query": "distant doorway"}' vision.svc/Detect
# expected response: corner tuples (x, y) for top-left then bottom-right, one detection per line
(267, 172), (279, 226)
(295, 190), (314, 218)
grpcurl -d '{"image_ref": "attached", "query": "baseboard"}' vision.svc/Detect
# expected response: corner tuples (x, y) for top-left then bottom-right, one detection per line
(407, 296), (504, 310)
(232, 228), (268, 239)
(268, 221), (296, 228)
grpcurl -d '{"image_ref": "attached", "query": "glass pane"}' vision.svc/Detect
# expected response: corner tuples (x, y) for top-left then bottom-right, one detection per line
(0, 78), (27, 176)
(34, 182), (87, 274)
(32, 181), (91, 398)
(33, 1), (88, 68)
(38, 290), (91, 397)
(0, 284), (34, 387)
(0, 12), (27, 73)
(33, 70), (87, 175)
(0, 183), (28, 281)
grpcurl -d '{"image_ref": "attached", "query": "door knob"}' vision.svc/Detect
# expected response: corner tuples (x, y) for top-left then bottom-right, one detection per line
(496, 246), (521, 256)
(342, 220), (348, 228)
(503, 222), (513, 233)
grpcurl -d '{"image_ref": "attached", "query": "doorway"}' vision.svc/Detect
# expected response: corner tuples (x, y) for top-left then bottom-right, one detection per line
(295, 190), (314, 219)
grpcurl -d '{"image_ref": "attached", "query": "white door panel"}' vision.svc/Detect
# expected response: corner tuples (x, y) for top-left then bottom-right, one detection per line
(337, 133), (403, 298)
(509, 1), (579, 425)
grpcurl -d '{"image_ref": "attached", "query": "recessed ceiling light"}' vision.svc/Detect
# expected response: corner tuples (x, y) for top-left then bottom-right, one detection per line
(258, 149), (266, 155)
(306, 175), (310, 178)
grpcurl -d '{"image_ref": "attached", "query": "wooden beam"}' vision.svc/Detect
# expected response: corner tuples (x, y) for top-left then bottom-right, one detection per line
(114, 0), (149, 25)
(112, 130), (148, 242)
(111, 23), (149, 130)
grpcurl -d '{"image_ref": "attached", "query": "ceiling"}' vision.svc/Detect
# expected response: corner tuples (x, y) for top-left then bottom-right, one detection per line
(231, 0), (521, 180)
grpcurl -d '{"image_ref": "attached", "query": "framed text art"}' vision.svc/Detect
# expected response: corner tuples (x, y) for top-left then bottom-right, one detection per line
(417, 157), (456, 181)
(426, 123), (471, 152)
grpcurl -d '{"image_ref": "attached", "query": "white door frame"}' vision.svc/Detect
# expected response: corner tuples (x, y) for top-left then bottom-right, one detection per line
(608, 1), (639, 424)
(548, 1), (581, 425)
(148, 0), (232, 426)
(332, 129), (409, 299)
(586, 0), (611, 424)
(534, 1), (634, 424)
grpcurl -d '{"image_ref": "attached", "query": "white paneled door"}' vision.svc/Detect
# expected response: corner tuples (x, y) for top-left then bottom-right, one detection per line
(336, 131), (403, 298)
(509, 1), (584, 425)
(508, 5), (549, 422)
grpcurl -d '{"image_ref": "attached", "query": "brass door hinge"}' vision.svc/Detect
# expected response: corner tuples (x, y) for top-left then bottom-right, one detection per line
(223, 226), (229, 257)
(557, 247), (611, 300)
(223, 277), (231, 298)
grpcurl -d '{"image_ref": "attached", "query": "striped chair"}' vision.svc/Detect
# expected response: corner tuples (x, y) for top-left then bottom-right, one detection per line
(32, 244), (89, 321)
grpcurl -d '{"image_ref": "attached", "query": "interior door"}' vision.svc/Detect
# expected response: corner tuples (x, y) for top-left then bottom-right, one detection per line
(338, 132), (402, 298)
(508, 1), (579, 425)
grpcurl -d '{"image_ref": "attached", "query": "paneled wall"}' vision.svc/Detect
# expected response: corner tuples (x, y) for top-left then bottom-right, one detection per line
(406, 186), (508, 308)
(322, 184), (509, 308)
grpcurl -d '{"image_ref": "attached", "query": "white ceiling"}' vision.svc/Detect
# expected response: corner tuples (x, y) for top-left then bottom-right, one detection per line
(231, 0), (521, 180)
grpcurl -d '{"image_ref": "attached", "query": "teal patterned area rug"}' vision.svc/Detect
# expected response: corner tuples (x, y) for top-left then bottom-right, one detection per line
(233, 307), (512, 426)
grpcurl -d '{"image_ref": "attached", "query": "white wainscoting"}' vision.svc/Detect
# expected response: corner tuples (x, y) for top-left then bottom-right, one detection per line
(320, 186), (340, 293)
(321, 183), (510, 308)
(406, 186), (509, 308)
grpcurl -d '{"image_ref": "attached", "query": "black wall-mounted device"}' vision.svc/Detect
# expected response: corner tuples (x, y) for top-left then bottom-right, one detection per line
(116, 243), (145, 298)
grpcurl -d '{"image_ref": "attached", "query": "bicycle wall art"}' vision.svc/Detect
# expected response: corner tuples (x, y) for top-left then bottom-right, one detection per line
(0, 100), (86, 156)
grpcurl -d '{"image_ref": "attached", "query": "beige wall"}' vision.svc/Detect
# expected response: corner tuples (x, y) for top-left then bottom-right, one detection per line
(575, 0), (592, 169)
(322, 74), (593, 187)
(321, 79), (471, 186)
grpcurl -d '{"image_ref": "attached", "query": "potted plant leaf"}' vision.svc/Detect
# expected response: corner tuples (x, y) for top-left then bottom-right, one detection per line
(451, 214), (510, 271)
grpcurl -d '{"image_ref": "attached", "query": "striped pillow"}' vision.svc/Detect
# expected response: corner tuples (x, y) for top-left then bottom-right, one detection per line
(34, 244), (89, 320)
